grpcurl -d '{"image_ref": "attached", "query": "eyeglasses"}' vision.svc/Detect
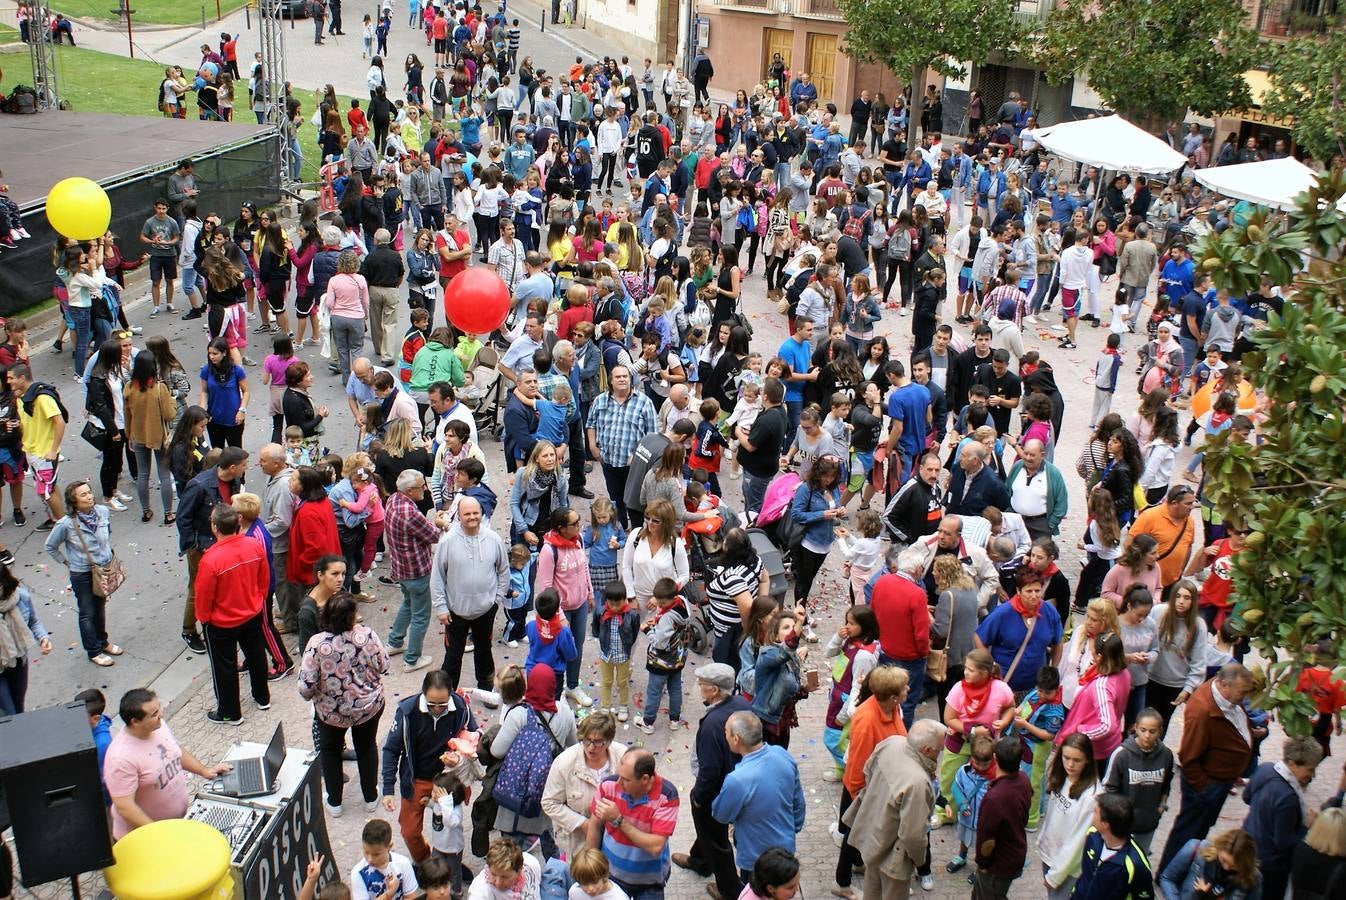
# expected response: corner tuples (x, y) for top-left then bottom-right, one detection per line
(581, 738), (609, 748)
(646, 516), (662, 524)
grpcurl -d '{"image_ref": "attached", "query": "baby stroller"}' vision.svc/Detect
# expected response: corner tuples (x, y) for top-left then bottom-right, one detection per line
(752, 468), (801, 577)
(460, 343), (504, 440)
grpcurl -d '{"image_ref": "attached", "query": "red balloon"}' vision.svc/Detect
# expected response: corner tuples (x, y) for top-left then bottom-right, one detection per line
(444, 267), (511, 335)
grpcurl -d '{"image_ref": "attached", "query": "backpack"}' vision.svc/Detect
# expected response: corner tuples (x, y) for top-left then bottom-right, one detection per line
(21, 383), (70, 423)
(784, 268), (813, 318)
(491, 706), (557, 819)
(842, 207), (870, 243)
(887, 225), (913, 262)
(646, 599), (689, 672)
(1, 85), (39, 115)
(594, 292), (625, 328)
(775, 484), (812, 548)
(621, 271), (649, 304)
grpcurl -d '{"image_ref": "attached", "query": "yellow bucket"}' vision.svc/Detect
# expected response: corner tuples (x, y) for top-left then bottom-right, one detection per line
(104, 819), (235, 900)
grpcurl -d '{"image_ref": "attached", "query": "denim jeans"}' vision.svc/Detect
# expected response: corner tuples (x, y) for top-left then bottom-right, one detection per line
(642, 667), (683, 724)
(611, 879), (664, 900)
(1178, 335), (1198, 378)
(388, 575), (432, 664)
(1158, 775), (1234, 874)
(289, 137), (303, 181)
(69, 306), (92, 375)
(563, 602), (591, 690)
(881, 652), (926, 729)
(70, 570), (108, 658)
(785, 399), (802, 437)
(132, 443), (173, 516)
(741, 469), (770, 517)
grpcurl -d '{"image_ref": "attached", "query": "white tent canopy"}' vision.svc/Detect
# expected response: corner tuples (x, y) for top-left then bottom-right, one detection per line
(1022, 115), (1187, 175)
(1193, 157), (1322, 211)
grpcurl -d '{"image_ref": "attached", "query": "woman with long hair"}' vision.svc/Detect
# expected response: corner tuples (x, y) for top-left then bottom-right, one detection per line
(619, 499), (688, 606)
(1159, 827), (1263, 900)
(788, 454), (844, 605)
(1147, 578), (1209, 737)
(288, 221), (321, 347)
(84, 340), (132, 510)
(202, 245), (248, 366)
(1058, 631), (1130, 763)
(44, 480), (121, 667)
(0, 560), (52, 714)
(1059, 597), (1120, 709)
(166, 406), (209, 501)
(372, 418), (433, 507)
(762, 187), (795, 294)
(704, 527), (769, 670)
(1101, 533), (1162, 608)
(323, 250), (370, 380)
(1038, 732), (1101, 899)
(1290, 808), (1346, 900)
(123, 350), (176, 523)
(712, 244), (742, 328)
(1116, 587), (1158, 726)
(508, 438), (569, 547)
(258, 221), (292, 337)
(1095, 427), (1143, 526)
(750, 609), (810, 748)
(197, 337), (249, 448)
(146, 335), (190, 431)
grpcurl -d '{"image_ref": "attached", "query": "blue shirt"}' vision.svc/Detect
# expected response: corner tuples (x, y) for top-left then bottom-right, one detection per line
(535, 397), (569, 447)
(523, 618), (577, 674)
(507, 564), (531, 610)
(1160, 258), (1195, 305)
(199, 363), (247, 425)
(711, 744), (807, 870)
(887, 382), (931, 460)
(777, 336), (813, 403)
(583, 521), (626, 568)
(975, 602), (1064, 693)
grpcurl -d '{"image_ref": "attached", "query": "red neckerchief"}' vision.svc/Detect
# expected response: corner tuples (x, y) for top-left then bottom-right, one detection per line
(544, 530), (581, 550)
(602, 602), (631, 623)
(972, 757), (999, 780)
(1079, 662), (1101, 685)
(1008, 593), (1039, 620)
(536, 613), (565, 645)
(960, 677), (994, 720)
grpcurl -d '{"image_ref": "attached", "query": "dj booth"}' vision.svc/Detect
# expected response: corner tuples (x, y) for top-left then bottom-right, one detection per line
(188, 741), (340, 899)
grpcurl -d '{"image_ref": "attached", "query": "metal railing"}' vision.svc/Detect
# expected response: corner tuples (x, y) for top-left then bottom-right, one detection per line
(714, 0), (844, 17)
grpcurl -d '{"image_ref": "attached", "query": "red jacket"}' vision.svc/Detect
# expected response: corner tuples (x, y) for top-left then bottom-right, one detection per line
(287, 500), (341, 586)
(870, 572), (931, 660)
(195, 534), (269, 628)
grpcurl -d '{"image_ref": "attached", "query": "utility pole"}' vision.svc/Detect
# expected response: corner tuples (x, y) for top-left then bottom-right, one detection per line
(257, 0), (296, 193)
(112, 0), (136, 59)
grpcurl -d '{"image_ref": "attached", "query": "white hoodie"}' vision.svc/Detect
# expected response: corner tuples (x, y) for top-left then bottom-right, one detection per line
(1037, 779), (1099, 888)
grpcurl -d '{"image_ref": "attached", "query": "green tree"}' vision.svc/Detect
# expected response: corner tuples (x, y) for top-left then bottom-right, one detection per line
(1035, 0), (1259, 131)
(1264, 29), (1346, 165)
(1196, 168), (1346, 734)
(836, 0), (1021, 149)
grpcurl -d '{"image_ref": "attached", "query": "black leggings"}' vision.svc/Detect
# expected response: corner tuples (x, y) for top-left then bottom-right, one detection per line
(793, 545), (827, 605)
(315, 705), (382, 807)
(764, 253), (787, 291)
(836, 788), (862, 887)
(1146, 680), (1185, 738)
(98, 432), (127, 500)
(734, 231), (761, 272)
(598, 152), (619, 191)
(473, 213), (499, 254)
(206, 421), (244, 448)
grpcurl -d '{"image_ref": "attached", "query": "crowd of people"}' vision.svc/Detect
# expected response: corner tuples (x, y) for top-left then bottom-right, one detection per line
(4, 1), (1346, 899)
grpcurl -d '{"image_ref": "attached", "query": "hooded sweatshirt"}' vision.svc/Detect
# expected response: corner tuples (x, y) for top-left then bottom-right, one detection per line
(429, 523), (509, 619)
(1101, 735), (1174, 835)
(535, 531), (591, 611)
(1203, 303), (1244, 353)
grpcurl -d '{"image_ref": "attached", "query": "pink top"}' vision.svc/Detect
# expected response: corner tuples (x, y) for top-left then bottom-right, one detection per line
(347, 482), (385, 524)
(1057, 669), (1131, 760)
(946, 678), (1016, 732)
(323, 272), (370, 319)
(104, 722), (192, 839)
(262, 353), (293, 387)
(1100, 562), (1162, 608)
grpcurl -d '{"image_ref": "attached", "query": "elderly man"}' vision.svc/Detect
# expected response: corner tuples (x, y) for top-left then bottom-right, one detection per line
(1156, 663), (1256, 874)
(674, 663), (752, 900)
(257, 444), (299, 634)
(1243, 735), (1323, 900)
(346, 357), (394, 422)
(385, 470), (447, 672)
(885, 450), (945, 547)
(947, 441), (1011, 517)
(1127, 484), (1204, 593)
(430, 496), (508, 696)
(869, 547), (931, 729)
(499, 313), (548, 384)
(361, 228), (406, 366)
(380, 669), (477, 862)
(843, 719), (945, 900)
(713, 711), (807, 887)
(538, 343), (591, 499)
(373, 370), (423, 438)
(657, 384), (695, 435)
(1004, 438), (1067, 540)
(587, 364), (657, 529)
(587, 748), (680, 900)
(911, 515), (1000, 611)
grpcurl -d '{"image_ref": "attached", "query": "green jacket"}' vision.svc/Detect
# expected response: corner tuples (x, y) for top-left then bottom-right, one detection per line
(1005, 459), (1068, 535)
(409, 341), (465, 392)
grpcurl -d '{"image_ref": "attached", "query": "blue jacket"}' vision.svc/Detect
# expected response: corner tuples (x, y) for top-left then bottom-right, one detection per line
(1242, 762), (1305, 874)
(1158, 838), (1262, 900)
(691, 695), (751, 804)
(508, 468), (569, 536)
(310, 248), (340, 298)
(524, 619), (577, 674)
(92, 713), (112, 805)
(460, 482), (498, 521)
(380, 691), (477, 800)
(593, 605), (640, 660)
(1050, 193), (1080, 226)
(1072, 828), (1154, 900)
(711, 745), (807, 870)
(789, 483), (842, 548)
(750, 642), (802, 726)
(900, 160), (932, 194)
(952, 153), (974, 191)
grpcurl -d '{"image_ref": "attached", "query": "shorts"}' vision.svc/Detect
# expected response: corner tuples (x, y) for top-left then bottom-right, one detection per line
(224, 304), (249, 350)
(958, 266), (973, 294)
(847, 449), (874, 493)
(0, 449), (26, 486)
(434, 37), (448, 53)
(1060, 287), (1080, 319)
(181, 267), (201, 298)
(295, 287), (317, 318)
(265, 279), (288, 316)
(149, 256), (177, 283)
(30, 458), (57, 499)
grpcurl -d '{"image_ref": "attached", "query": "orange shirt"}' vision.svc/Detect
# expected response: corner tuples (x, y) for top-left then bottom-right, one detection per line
(842, 695), (906, 796)
(1129, 504), (1198, 587)
(1298, 667), (1346, 716)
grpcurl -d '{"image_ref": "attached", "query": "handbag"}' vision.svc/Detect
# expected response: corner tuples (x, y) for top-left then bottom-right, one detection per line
(81, 420), (110, 452)
(72, 518), (127, 599)
(927, 590), (956, 683)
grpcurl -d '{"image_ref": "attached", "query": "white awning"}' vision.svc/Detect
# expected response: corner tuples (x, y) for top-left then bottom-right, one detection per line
(1021, 114), (1188, 175)
(1193, 156), (1327, 211)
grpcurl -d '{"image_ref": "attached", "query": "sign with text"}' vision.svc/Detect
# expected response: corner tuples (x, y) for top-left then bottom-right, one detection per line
(242, 761), (338, 899)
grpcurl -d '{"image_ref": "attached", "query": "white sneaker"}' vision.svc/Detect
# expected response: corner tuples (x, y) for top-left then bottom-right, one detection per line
(638, 720), (656, 735)
(149, 307), (160, 318)
(506, 639), (519, 648)
(519, 634), (530, 644)
(668, 719), (690, 731)
(822, 767), (841, 782)
(566, 687), (594, 708)
(828, 821), (844, 848)
(1023, 314), (1037, 325)
(325, 801), (343, 818)
(920, 874), (935, 891)
(166, 304), (177, 313)
(374, 552), (384, 563)
(616, 705), (629, 722)
(115, 490), (133, 502)
(403, 656), (432, 673)
(107, 497), (128, 511)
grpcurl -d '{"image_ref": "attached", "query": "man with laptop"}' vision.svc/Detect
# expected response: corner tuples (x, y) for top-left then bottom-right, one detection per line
(195, 504), (272, 726)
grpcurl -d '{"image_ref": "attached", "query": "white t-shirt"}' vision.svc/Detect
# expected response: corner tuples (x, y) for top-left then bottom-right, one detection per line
(568, 884), (630, 900)
(350, 853), (420, 900)
(466, 853), (541, 900)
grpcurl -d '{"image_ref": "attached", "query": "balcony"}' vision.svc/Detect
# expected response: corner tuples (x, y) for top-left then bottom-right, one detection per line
(1257, 0), (1341, 35)
(1013, 0), (1055, 25)
(715, 0), (846, 18)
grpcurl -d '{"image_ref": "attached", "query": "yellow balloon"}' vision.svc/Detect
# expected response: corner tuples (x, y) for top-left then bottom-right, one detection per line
(45, 176), (112, 240)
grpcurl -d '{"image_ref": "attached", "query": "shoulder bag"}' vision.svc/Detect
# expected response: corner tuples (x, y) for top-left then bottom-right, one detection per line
(927, 590), (955, 683)
(72, 518), (127, 599)
(1002, 613), (1038, 687)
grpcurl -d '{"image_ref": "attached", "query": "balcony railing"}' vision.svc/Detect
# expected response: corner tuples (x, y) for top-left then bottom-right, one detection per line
(716, 0), (845, 18)
(1257, 0), (1341, 35)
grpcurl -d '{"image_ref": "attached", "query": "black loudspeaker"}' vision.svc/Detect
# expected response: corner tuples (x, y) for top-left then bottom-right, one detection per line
(0, 702), (114, 887)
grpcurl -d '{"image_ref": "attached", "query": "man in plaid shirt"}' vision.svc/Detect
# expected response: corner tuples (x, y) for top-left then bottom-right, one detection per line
(383, 470), (447, 672)
(586, 364), (657, 528)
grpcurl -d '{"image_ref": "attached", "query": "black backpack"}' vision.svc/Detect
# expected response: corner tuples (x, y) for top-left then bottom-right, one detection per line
(0, 86), (39, 115)
(21, 383), (70, 423)
(785, 268), (814, 318)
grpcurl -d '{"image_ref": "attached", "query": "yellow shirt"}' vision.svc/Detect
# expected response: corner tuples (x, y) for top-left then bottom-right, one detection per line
(19, 393), (61, 458)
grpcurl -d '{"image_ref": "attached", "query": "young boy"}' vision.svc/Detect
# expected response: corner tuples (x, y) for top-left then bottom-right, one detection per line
(1012, 664), (1065, 830)
(639, 577), (690, 734)
(594, 580), (640, 722)
(502, 543), (532, 647)
(972, 735), (1033, 900)
(1296, 639), (1346, 759)
(1101, 706), (1173, 855)
(284, 425), (315, 468)
(568, 847), (629, 900)
(822, 391), (853, 450)
(688, 398), (728, 495)
(350, 819), (418, 900)
(419, 854), (459, 900)
(299, 858), (350, 900)
(1184, 347), (1226, 445)
(427, 772), (467, 899)
(76, 688), (112, 805)
(524, 588), (578, 696)
(1073, 795), (1153, 900)
(516, 381), (574, 465)
(399, 307), (431, 387)
(1090, 332), (1123, 429)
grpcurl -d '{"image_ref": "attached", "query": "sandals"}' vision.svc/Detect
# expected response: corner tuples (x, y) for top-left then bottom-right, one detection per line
(163, 512), (176, 526)
(90, 654), (115, 667)
(142, 509), (155, 523)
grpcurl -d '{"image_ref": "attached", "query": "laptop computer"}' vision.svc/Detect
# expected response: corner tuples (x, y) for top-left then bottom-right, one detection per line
(211, 723), (286, 799)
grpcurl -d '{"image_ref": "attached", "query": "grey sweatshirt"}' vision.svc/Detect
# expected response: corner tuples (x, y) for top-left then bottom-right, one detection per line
(429, 524), (509, 619)
(1147, 605), (1210, 692)
(1101, 736), (1174, 835)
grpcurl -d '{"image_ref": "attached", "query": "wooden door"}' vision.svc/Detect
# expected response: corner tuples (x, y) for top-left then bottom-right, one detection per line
(763, 28), (793, 83)
(807, 32), (838, 102)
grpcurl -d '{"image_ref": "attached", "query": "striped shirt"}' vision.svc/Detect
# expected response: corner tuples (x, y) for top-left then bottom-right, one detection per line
(592, 773), (679, 886)
(705, 560), (762, 637)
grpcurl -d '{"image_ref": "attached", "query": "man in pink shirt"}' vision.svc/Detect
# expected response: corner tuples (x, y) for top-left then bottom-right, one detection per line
(103, 688), (232, 839)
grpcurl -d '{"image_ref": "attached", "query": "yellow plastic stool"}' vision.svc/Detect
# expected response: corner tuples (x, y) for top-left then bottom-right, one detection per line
(104, 818), (236, 900)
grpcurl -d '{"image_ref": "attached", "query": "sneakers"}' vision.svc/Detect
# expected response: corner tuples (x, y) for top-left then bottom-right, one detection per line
(615, 705), (629, 722)
(253, 321), (273, 334)
(668, 719), (690, 731)
(325, 801), (343, 818)
(364, 798), (380, 813)
(506, 639), (519, 648)
(149, 307), (160, 318)
(115, 490), (133, 503)
(373, 552), (384, 564)
(638, 720), (656, 735)
(205, 709), (243, 726)
(822, 767), (841, 782)
(403, 656), (432, 673)
(355, 570), (372, 582)
(182, 307), (205, 320)
(267, 666), (292, 682)
(386, 644), (405, 656)
(182, 631), (207, 654)
(256, 699), (272, 710)
(0, 549), (13, 567)
(1023, 314), (1037, 325)
(103, 496), (126, 511)
(35, 518), (56, 532)
(165, 304), (177, 314)
(828, 821), (844, 848)
(464, 641), (475, 652)
(946, 855), (967, 873)
(920, 874), (935, 891)
(1058, 339), (1078, 349)
(566, 687), (595, 708)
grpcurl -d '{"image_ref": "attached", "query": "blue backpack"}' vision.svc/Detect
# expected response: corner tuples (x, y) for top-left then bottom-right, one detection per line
(492, 706), (559, 819)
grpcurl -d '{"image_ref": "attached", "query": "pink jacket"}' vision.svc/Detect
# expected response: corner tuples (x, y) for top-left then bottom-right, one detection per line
(1100, 562), (1162, 608)
(535, 534), (592, 612)
(323, 272), (370, 319)
(1057, 669), (1131, 760)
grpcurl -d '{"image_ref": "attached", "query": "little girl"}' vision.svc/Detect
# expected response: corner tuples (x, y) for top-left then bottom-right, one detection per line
(679, 325), (706, 396)
(582, 499), (626, 607)
(836, 507), (883, 605)
(428, 771), (466, 898)
(337, 462), (384, 582)
(937, 648), (1015, 817)
(361, 14), (374, 58)
(262, 333), (295, 444)
(948, 731), (997, 873)
(1074, 488), (1122, 610)
(503, 543), (532, 647)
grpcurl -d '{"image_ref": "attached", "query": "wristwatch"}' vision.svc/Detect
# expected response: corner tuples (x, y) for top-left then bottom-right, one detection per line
(611, 814), (625, 830)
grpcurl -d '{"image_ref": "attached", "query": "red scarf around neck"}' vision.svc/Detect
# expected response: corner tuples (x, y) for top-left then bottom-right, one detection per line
(960, 677), (994, 720)
(1009, 593), (1040, 619)
(536, 613), (566, 645)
